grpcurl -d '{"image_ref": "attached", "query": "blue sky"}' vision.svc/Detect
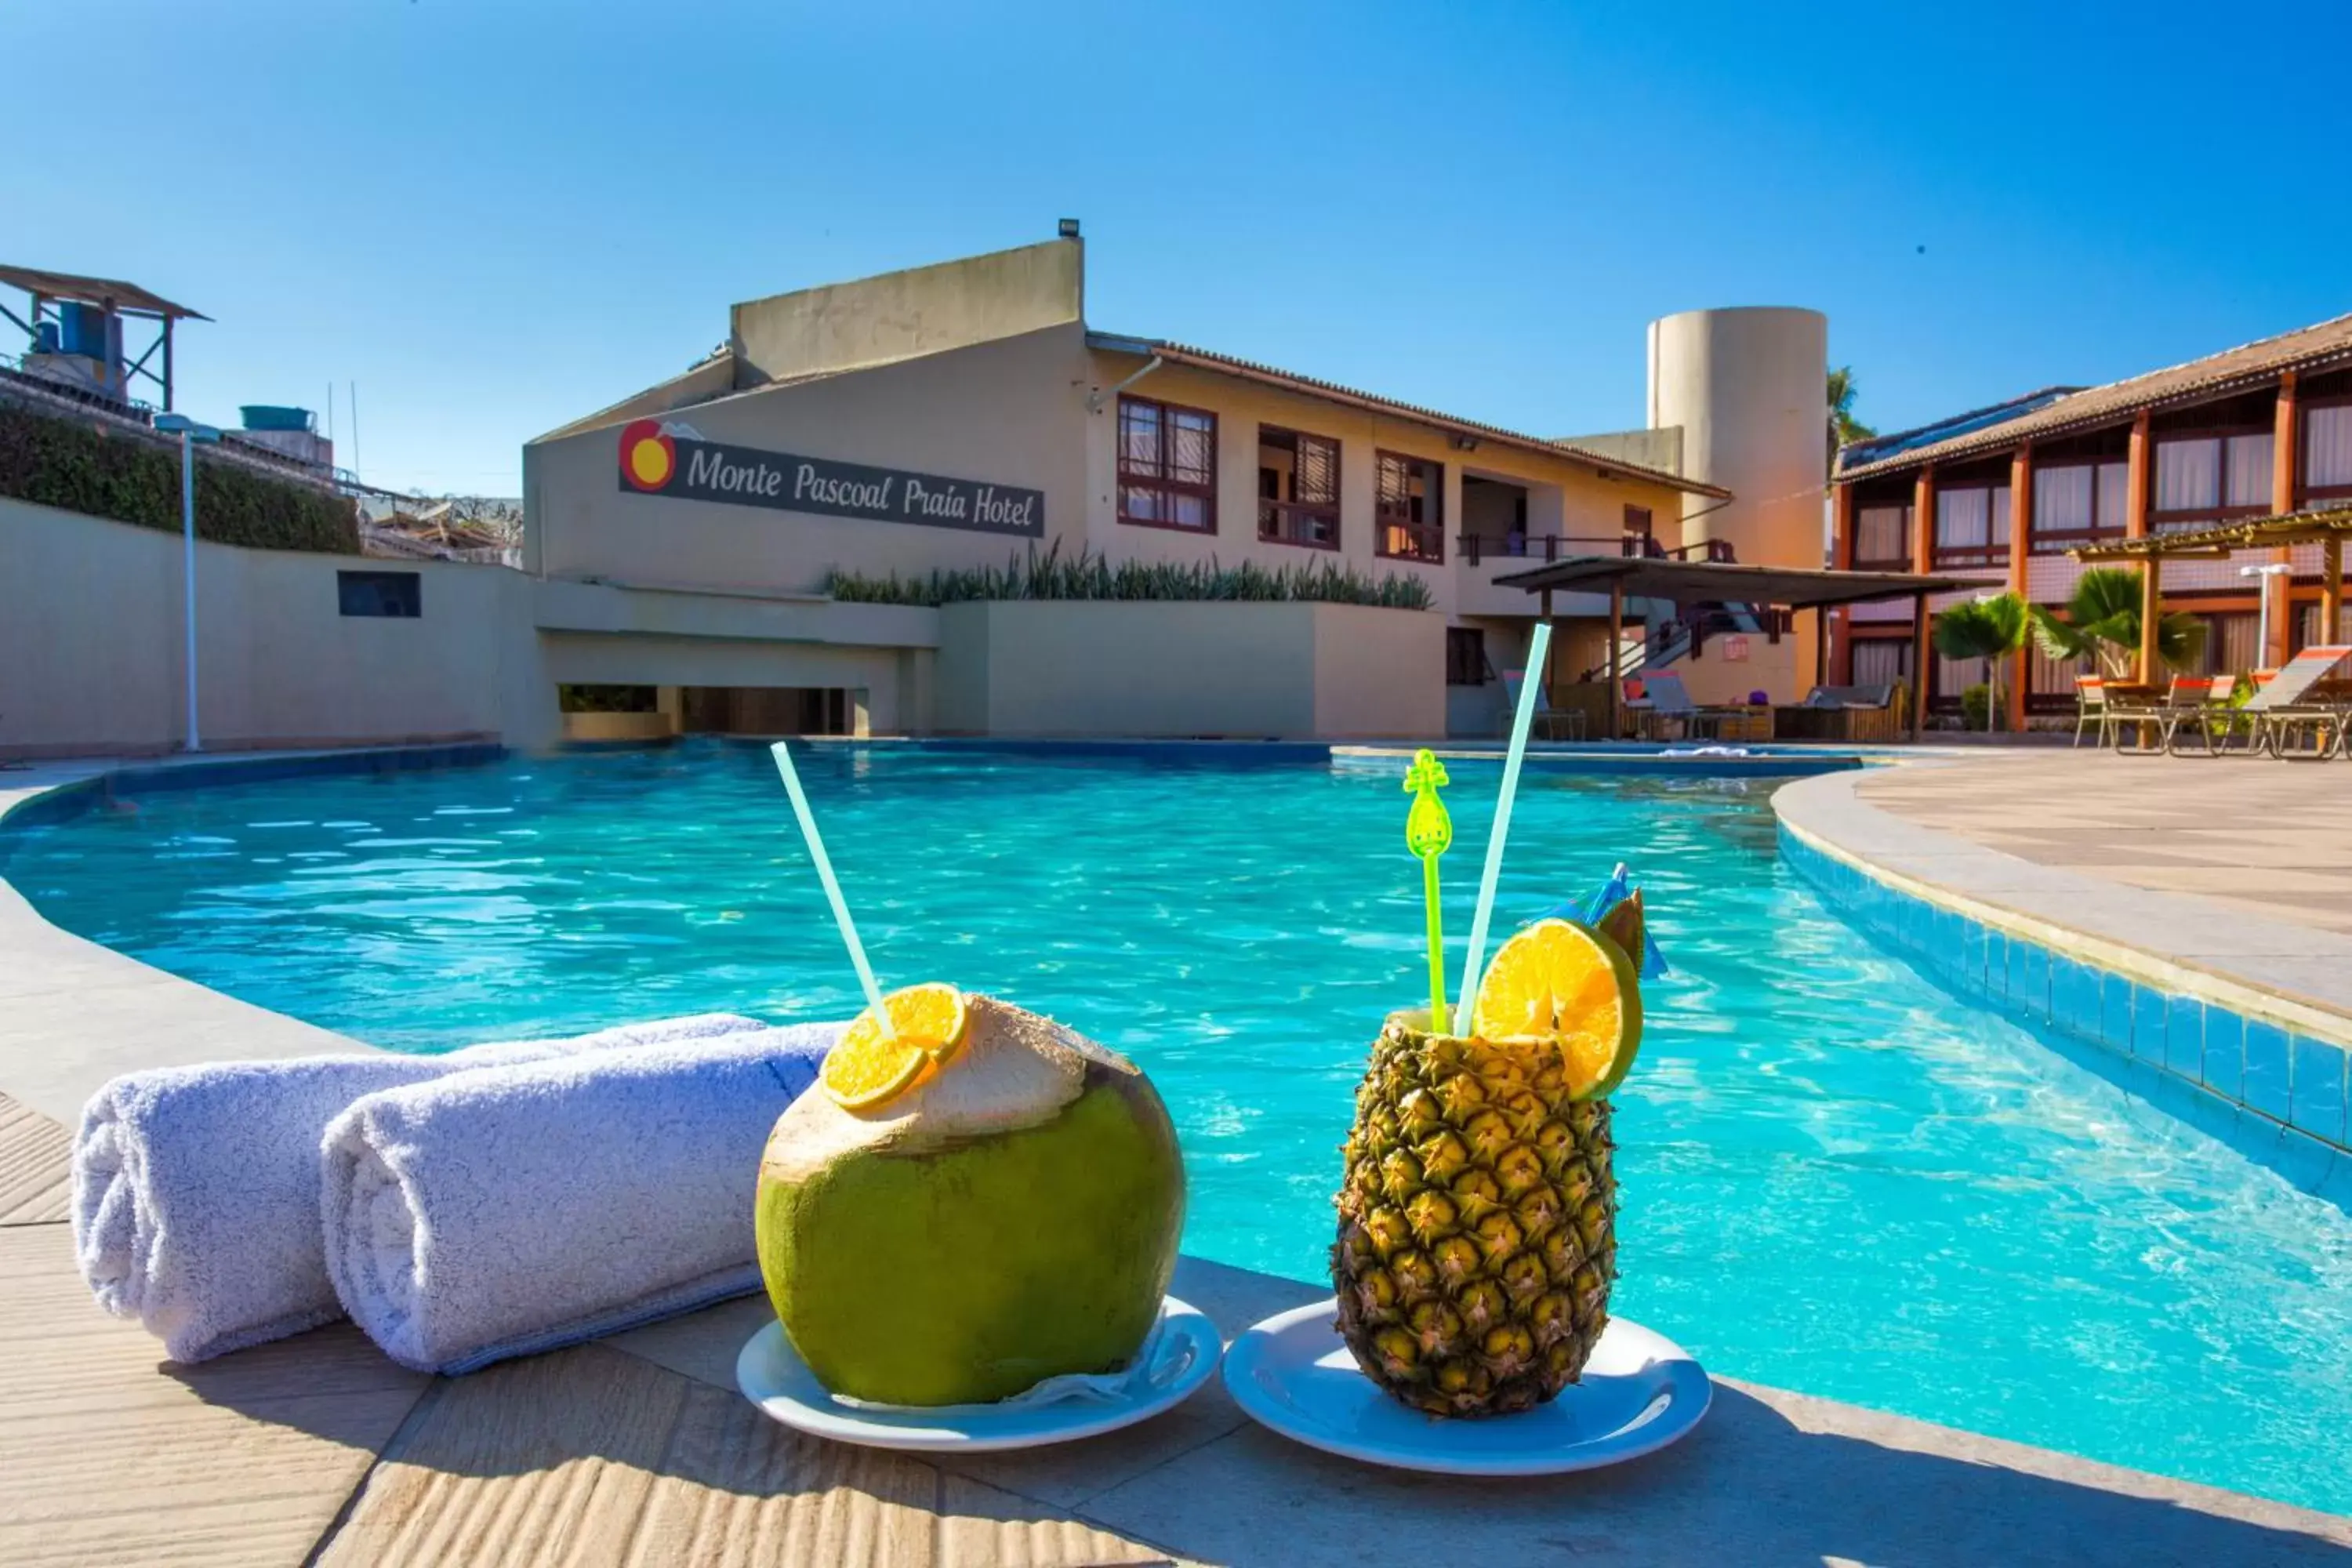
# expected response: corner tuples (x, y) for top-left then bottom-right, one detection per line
(8, 2), (2347, 496)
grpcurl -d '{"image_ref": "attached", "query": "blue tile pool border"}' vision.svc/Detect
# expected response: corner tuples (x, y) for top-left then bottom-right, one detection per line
(1780, 821), (2351, 1212)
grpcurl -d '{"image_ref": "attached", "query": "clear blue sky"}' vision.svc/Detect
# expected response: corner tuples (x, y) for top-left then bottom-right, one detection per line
(9, 2), (2346, 497)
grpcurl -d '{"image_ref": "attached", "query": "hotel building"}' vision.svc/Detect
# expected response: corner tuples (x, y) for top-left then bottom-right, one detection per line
(520, 231), (1835, 742)
(1830, 314), (2352, 727)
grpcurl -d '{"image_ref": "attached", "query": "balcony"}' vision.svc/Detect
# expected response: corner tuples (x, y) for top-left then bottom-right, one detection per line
(1258, 498), (1338, 550)
(1454, 533), (1736, 567)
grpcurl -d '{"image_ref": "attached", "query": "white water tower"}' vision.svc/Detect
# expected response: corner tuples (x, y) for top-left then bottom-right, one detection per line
(1646, 307), (1828, 570)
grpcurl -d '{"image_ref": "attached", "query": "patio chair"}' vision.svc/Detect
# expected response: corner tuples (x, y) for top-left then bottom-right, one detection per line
(2161, 677), (2240, 757)
(2109, 675), (2219, 757)
(2210, 645), (2352, 760)
(2071, 676), (2114, 750)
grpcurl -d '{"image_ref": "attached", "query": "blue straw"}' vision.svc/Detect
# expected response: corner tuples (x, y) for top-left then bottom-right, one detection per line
(770, 741), (893, 1036)
(1457, 620), (1553, 1024)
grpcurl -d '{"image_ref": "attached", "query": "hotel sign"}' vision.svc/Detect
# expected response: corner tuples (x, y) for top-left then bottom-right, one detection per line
(616, 419), (1044, 537)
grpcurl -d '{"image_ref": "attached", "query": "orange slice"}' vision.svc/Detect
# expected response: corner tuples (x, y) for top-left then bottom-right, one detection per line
(1468, 920), (1642, 1100)
(821, 983), (970, 1111)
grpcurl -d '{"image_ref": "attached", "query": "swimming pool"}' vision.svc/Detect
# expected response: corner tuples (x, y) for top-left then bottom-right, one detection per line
(8, 740), (2350, 1515)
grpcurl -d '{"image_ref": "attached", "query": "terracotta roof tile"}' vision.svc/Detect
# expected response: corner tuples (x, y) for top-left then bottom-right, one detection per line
(1093, 334), (1732, 499)
(1837, 312), (2352, 481)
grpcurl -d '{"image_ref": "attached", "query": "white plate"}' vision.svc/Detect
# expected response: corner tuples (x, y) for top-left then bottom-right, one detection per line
(1223, 1298), (1709, 1475)
(735, 1296), (1221, 1453)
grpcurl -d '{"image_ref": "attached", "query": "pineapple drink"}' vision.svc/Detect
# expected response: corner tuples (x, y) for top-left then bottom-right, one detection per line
(1330, 743), (1648, 1418)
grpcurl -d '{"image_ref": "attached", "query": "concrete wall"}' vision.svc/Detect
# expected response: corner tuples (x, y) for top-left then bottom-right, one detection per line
(524, 323), (1090, 594)
(1563, 426), (1685, 478)
(731, 239), (1083, 387)
(0, 495), (541, 759)
(935, 601), (1441, 739)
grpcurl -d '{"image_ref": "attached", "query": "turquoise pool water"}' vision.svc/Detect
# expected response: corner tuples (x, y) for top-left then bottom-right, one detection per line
(8, 741), (2351, 1515)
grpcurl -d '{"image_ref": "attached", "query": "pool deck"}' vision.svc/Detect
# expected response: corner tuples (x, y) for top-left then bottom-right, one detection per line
(1777, 748), (2352, 1040)
(5, 748), (2352, 1563)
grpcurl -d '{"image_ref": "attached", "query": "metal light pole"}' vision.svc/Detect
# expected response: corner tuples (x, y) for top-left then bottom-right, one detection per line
(2240, 561), (2293, 670)
(154, 416), (221, 752)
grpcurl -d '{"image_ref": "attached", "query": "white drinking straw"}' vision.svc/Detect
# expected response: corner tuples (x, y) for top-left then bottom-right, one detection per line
(770, 741), (893, 1036)
(1457, 620), (1553, 1025)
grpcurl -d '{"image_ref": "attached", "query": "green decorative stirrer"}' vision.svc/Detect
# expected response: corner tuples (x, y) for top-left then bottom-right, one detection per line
(1403, 748), (1454, 1033)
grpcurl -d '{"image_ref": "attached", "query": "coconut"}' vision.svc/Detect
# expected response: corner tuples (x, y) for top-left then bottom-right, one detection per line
(755, 995), (1185, 1406)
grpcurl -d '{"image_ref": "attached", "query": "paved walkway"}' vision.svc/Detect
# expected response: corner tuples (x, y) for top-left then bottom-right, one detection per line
(1859, 748), (2352, 935)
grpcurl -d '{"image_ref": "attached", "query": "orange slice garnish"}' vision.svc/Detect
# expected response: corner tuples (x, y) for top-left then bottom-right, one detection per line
(1469, 920), (1642, 1099)
(820, 984), (970, 1111)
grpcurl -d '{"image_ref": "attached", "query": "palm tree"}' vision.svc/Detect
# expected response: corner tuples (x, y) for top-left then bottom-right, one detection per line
(1828, 367), (1875, 472)
(2027, 568), (2206, 679)
(1933, 592), (2031, 731)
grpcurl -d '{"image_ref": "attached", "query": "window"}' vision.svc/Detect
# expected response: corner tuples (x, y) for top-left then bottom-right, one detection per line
(339, 571), (420, 618)
(1932, 483), (2009, 568)
(2027, 641), (2091, 713)
(2195, 612), (2257, 677)
(1375, 452), (1443, 562)
(1446, 626), (1487, 686)
(2307, 403), (2352, 498)
(1854, 504), (1911, 567)
(1257, 426), (1340, 549)
(1623, 505), (1653, 539)
(2030, 460), (2130, 552)
(2153, 430), (2270, 530)
(1851, 637), (1911, 688)
(1118, 396), (1217, 532)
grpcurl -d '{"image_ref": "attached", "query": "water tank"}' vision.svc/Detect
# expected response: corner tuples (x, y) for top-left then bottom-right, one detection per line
(33, 320), (59, 354)
(1646, 307), (1828, 570)
(240, 405), (315, 433)
(57, 302), (111, 359)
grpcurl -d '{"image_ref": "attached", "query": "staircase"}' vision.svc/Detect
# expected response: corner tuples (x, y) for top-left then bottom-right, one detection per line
(1578, 603), (1785, 683)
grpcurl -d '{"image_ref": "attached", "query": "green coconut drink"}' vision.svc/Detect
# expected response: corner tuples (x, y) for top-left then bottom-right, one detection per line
(756, 989), (1185, 1406)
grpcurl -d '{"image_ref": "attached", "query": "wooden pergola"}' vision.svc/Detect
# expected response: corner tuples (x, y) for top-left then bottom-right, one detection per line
(2072, 504), (2351, 681)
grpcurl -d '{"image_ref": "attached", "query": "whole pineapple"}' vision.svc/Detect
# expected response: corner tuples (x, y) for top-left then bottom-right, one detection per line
(1331, 1018), (1617, 1416)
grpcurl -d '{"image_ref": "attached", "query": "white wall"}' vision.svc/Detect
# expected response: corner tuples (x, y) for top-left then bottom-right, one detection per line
(0, 496), (539, 758)
(936, 601), (1442, 739)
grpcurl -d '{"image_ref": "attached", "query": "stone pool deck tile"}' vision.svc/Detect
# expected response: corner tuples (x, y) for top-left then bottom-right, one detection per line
(1857, 750), (2352, 938)
(1073, 1371), (2352, 1568)
(0, 1092), (72, 1225)
(1778, 753), (2352, 1041)
(313, 1343), (1165, 1567)
(0, 1222), (430, 1566)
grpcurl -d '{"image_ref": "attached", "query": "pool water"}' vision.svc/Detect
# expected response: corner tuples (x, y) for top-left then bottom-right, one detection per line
(9, 742), (2351, 1515)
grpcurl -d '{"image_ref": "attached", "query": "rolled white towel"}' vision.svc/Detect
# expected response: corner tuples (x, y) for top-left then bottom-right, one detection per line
(72, 1012), (766, 1364)
(320, 1022), (840, 1374)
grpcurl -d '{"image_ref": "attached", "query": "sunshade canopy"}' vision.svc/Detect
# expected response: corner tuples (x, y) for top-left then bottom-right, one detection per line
(0, 265), (209, 321)
(1491, 555), (1969, 607)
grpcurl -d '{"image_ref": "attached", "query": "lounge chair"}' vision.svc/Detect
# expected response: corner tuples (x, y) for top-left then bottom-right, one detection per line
(1624, 673), (1719, 742)
(2209, 645), (2352, 760)
(2071, 677), (2114, 750)
(1502, 670), (1588, 742)
(1774, 683), (1905, 745)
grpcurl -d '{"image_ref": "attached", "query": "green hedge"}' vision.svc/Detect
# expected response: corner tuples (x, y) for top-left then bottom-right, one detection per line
(828, 541), (1436, 610)
(0, 400), (361, 554)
